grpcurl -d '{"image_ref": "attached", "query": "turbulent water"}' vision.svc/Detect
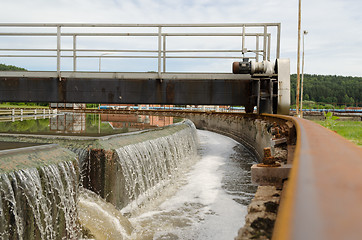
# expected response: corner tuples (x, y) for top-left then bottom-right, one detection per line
(115, 122), (199, 211)
(78, 129), (257, 240)
(78, 188), (133, 240)
(0, 161), (79, 239)
(0, 117), (258, 240)
(127, 130), (257, 240)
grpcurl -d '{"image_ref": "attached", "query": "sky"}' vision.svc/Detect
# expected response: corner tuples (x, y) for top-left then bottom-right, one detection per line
(0, 0), (361, 76)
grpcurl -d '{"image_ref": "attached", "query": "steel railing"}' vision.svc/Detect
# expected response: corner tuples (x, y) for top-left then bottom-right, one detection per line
(0, 23), (281, 76)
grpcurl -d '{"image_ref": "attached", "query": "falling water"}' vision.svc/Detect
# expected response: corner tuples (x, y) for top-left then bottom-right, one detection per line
(115, 121), (199, 212)
(128, 130), (258, 240)
(76, 129), (257, 240)
(78, 187), (133, 240)
(0, 161), (79, 239)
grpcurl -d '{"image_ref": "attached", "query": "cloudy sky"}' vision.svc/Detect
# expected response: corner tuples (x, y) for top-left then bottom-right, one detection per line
(0, 0), (361, 76)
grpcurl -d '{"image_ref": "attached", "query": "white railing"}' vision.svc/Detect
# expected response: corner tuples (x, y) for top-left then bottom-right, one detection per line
(0, 23), (281, 76)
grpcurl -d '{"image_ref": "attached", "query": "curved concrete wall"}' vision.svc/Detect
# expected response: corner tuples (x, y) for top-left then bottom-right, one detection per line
(162, 112), (296, 162)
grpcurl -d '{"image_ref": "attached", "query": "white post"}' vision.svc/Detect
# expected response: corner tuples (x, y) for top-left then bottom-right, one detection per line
(158, 26), (162, 78)
(57, 26), (61, 79)
(73, 35), (77, 71)
(300, 30), (308, 118)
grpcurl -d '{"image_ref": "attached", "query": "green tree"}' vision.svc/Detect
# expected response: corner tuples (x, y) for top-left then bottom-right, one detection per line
(0, 63), (27, 71)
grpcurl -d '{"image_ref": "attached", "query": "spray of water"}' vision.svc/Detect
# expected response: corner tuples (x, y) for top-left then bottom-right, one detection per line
(78, 187), (133, 240)
(115, 121), (198, 213)
(0, 161), (79, 239)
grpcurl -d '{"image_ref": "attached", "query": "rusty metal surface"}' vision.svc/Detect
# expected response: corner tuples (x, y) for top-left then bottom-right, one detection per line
(273, 117), (362, 240)
(0, 76), (252, 105)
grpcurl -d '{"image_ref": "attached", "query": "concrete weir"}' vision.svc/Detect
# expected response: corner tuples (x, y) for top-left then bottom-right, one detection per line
(0, 120), (199, 238)
(0, 144), (79, 239)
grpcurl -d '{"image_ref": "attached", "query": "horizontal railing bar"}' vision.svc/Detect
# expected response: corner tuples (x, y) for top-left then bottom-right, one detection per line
(0, 48), (263, 53)
(0, 32), (271, 37)
(0, 54), (252, 59)
(0, 23), (280, 28)
(0, 48), (58, 51)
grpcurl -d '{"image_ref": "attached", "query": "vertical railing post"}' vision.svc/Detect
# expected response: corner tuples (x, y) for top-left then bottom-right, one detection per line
(242, 25), (246, 58)
(256, 35), (260, 62)
(73, 35), (77, 71)
(57, 26), (61, 79)
(163, 35), (166, 73)
(263, 25), (267, 61)
(267, 34), (271, 61)
(277, 23), (281, 59)
(158, 26), (162, 78)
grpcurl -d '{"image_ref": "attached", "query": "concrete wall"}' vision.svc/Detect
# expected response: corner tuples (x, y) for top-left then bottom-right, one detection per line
(187, 113), (273, 160)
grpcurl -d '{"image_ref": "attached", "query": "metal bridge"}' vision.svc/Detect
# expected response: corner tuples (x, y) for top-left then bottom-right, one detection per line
(0, 23), (289, 114)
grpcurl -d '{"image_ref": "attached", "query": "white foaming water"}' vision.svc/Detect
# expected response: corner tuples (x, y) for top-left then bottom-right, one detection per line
(0, 161), (79, 239)
(78, 188), (133, 240)
(77, 127), (257, 240)
(116, 122), (199, 213)
(129, 130), (256, 240)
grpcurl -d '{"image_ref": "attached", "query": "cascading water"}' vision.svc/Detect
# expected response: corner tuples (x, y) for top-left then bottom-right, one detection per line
(128, 130), (257, 240)
(0, 118), (256, 239)
(70, 147), (91, 188)
(76, 128), (257, 240)
(0, 161), (79, 239)
(78, 187), (133, 240)
(115, 121), (199, 212)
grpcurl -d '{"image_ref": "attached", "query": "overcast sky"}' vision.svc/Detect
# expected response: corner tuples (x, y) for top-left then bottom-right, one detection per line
(0, 0), (361, 76)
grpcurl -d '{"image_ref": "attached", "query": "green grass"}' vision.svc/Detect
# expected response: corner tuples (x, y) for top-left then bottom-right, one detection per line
(0, 103), (48, 109)
(315, 120), (362, 146)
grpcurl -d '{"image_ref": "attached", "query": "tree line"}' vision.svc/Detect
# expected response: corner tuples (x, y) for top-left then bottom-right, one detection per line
(0, 63), (27, 71)
(290, 74), (361, 107)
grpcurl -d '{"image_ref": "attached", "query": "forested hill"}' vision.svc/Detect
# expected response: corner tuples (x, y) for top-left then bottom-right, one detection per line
(291, 74), (361, 107)
(0, 63), (27, 71)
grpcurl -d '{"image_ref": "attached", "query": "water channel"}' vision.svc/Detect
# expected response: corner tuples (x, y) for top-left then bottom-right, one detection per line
(126, 130), (257, 240)
(0, 112), (257, 239)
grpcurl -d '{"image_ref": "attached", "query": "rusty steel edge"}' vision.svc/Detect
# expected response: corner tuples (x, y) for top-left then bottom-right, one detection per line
(270, 115), (362, 240)
(268, 114), (300, 240)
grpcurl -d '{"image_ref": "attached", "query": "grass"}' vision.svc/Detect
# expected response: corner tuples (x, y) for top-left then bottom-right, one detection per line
(0, 103), (48, 109)
(315, 120), (362, 146)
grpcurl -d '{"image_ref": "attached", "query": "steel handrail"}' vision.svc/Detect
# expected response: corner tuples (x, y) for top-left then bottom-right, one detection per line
(0, 23), (281, 76)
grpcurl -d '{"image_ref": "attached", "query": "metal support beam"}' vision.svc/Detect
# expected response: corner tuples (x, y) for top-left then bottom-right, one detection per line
(0, 76), (253, 106)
